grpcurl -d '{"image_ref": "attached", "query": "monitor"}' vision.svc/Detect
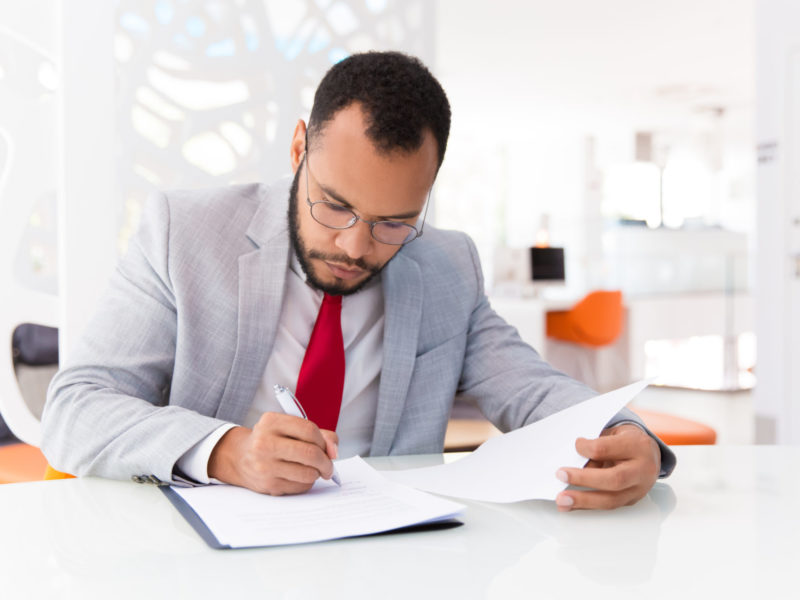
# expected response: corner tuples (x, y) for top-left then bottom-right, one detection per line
(529, 247), (565, 282)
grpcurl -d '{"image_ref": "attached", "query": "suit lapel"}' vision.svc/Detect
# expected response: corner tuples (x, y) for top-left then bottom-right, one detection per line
(216, 181), (290, 423)
(370, 252), (423, 455)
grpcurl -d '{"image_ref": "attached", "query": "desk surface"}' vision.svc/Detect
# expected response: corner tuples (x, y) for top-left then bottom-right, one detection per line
(1, 446), (798, 599)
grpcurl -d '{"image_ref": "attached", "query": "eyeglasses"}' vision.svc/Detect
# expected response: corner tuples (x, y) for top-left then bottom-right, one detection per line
(304, 150), (430, 246)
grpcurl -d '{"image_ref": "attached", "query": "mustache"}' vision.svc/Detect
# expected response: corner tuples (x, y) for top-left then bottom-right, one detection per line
(307, 250), (376, 272)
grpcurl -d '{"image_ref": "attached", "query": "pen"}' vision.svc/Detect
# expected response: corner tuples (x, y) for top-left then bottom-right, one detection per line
(273, 384), (342, 486)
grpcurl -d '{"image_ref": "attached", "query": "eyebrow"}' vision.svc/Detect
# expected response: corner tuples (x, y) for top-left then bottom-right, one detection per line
(318, 182), (422, 221)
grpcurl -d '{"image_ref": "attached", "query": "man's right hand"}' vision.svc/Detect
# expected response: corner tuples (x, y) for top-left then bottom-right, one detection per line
(207, 412), (338, 495)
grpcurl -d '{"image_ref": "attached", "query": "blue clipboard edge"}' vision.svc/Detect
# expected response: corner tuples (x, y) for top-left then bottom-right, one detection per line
(160, 486), (463, 550)
(160, 486), (231, 550)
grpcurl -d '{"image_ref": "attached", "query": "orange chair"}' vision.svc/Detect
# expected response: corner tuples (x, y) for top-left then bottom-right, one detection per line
(546, 290), (624, 347)
(545, 290), (626, 391)
(0, 443), (49, 483)
(0, 442), (74, 483)
(630, 408), (717, 445)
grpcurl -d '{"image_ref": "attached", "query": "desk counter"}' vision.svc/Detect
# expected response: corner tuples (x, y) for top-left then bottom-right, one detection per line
(0, 446), (797, 599)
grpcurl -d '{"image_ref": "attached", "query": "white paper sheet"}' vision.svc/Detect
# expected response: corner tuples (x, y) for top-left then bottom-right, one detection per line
(384, 380), (650, 503)
(172, 455), (464, 547)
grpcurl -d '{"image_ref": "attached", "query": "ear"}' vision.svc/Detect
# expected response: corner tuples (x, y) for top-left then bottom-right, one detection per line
(290, 119), (307, 174)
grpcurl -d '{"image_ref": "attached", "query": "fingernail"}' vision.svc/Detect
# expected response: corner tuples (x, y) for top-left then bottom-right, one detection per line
(333, 444), (339, 459)
(556, 494), (574, 508)
(556, 469), (569, 483)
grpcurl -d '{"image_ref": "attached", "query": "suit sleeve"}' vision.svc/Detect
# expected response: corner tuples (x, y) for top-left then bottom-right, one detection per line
(41, 193), (231, 484)
(455, 235), (676, 478)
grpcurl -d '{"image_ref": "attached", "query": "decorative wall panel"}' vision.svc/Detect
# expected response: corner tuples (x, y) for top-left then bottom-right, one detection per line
(115, 0), (434, 251)
(0, 2), (59, 295)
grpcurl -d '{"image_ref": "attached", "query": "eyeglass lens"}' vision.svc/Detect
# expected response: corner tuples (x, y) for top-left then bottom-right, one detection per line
(310, 201), (418, 245)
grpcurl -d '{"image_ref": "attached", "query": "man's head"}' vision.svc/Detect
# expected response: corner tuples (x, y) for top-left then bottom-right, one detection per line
(288, 52), (451, 295)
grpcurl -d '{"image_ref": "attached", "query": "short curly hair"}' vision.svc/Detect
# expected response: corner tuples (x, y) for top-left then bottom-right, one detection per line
(307, 51), (451, 169)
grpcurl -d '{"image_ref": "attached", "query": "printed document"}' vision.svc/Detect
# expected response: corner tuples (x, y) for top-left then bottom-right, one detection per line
(169, 456), (464, 548)
(384, 380), (650, 503)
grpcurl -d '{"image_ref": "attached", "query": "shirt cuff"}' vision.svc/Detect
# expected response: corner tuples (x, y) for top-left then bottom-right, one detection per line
(176, 423), (237, 484)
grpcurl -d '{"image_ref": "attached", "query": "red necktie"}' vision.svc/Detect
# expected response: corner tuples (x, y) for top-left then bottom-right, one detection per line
(295, 293), (345, 431)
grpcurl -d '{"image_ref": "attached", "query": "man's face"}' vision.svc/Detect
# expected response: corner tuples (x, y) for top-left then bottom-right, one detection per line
(288, 104), (438, 296)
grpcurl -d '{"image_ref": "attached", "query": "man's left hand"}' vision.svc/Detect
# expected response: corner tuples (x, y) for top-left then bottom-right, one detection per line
(554, 424), (661, 511)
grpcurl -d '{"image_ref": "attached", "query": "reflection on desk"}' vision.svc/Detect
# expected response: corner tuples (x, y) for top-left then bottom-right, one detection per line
(0, 446), (798, 599)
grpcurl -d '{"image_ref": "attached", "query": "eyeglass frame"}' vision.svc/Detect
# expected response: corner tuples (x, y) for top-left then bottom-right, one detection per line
(302, 143), (431, 246)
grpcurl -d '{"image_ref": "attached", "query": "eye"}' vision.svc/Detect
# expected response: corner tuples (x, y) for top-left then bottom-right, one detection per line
(325, 202), (352, 214)
(381, 221), (408, 230)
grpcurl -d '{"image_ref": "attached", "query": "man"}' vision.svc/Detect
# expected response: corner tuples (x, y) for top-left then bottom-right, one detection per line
(42, 52), (674, 511)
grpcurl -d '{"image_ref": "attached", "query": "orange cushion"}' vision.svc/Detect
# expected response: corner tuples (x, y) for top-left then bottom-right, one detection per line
(631, 408), (717, 445)
(546, 309), (577, 342)
(0, 443), (49, 484)
(546, 291), (623, 347)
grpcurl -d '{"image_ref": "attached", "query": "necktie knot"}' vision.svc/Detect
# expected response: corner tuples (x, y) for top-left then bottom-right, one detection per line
(323, 293), (342, 307)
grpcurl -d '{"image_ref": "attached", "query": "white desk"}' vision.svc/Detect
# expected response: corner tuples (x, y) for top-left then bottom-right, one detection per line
(1, 446), (798, 599)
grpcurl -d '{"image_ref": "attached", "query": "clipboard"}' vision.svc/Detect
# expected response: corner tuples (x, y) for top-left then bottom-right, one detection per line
(160, 456), (464, 549)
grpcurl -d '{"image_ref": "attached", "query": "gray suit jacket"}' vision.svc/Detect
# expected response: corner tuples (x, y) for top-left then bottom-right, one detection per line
(42, 178), (675, 484)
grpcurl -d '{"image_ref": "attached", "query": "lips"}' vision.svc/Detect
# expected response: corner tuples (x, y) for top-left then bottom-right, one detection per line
(325, 261), (366, 280)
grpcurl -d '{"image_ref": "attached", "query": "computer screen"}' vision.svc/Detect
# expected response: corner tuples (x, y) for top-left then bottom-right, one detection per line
(529, 247), (565, 281)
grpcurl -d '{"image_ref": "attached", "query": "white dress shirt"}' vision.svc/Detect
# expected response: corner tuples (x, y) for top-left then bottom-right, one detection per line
(177, 253), (384, 483)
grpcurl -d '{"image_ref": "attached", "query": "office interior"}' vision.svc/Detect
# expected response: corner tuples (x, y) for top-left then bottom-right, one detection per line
(1, 0), (799, 470)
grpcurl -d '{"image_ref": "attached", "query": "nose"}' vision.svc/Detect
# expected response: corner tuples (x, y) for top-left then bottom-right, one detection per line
(334, 221), (373, 260)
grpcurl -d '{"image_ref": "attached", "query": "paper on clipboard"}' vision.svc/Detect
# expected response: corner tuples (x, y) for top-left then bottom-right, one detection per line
(164, 455), (464, 548)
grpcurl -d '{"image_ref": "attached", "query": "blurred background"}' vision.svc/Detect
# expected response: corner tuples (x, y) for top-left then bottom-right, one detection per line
(1, 0), (798, 458)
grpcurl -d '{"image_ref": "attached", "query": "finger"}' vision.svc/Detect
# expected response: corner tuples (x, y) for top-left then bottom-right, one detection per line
(600, 423), (643, 438)
(267, 477), (317, 496)
(271, 458), (326, 486)
(575, 432), (642, 462)
(321, 429), (339, 460)
(274, 437), (334, 477)
(557, 462), (638, 492)
(249, 416), (335, 482)
(258, 412), (329, 452)
(556, 487), (642, 512)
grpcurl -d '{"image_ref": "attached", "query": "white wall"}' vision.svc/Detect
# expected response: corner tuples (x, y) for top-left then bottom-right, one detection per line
(58, 1), (118, 360)
(755, 0), (800, 443)
(433, 0), (755, 295)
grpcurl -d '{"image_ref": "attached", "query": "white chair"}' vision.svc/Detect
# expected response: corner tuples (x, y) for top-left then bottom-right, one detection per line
(0, 129), (59, 479)
(0, 254), (59, 483)
(0, 248), (58, 447)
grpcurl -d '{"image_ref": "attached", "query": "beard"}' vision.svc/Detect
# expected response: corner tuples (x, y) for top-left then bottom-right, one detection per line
(287, 163), (391, 296)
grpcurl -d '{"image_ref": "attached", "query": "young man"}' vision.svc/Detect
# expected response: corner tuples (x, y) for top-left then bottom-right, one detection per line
(42, 52), (674, 511)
